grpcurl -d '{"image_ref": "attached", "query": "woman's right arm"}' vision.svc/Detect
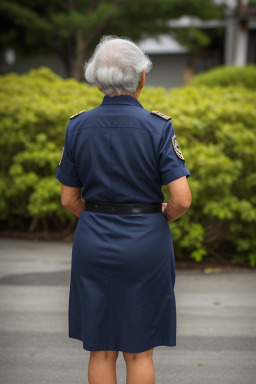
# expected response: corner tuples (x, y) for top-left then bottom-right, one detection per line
(163, 176), (192, 223)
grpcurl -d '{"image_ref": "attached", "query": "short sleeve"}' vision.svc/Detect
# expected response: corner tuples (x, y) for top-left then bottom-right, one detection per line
(56, 122), (82, 187)
(159, 120), (190, 185)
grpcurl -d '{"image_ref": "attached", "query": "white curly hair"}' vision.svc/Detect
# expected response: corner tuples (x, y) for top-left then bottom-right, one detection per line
(84, 35), (152, 95)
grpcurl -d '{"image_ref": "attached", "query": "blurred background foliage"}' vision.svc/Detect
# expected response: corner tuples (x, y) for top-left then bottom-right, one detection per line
(0, 65), (255, 267)
(189, 64), (256, 88)
(0, 0), (225, 80)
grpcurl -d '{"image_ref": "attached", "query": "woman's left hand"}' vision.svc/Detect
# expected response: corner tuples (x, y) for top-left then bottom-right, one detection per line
(161, 203), (167, 213)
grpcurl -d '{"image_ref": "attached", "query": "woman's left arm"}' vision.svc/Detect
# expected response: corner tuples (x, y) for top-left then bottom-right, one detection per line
(60, 184), (85, 218)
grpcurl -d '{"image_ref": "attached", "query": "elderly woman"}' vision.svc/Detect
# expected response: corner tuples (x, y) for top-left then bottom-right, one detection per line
(56, 35), (191, 384)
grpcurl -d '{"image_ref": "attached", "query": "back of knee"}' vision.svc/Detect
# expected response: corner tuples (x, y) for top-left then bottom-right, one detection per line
(123, 348), (153, 362)
(90, 350), (119, 361)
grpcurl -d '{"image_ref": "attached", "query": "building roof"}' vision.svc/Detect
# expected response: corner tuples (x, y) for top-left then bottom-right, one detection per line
(138, 34), (189, 54)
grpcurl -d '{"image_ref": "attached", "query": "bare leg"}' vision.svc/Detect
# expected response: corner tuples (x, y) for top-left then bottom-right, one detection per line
(123, 348), (155, 384)
(88, 350), (119, 384)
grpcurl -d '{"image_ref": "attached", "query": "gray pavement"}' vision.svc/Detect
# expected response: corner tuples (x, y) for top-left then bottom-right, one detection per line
(0, 238), (255, 384)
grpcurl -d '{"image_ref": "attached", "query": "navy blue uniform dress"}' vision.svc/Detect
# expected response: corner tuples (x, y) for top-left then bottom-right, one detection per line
(56, 94), (190, 353)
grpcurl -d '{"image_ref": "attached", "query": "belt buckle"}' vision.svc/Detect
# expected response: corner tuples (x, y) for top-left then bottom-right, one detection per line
(131, 206), (142, 213)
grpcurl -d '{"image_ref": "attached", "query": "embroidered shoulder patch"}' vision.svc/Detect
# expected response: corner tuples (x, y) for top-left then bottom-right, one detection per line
(151, 110), (171, 120)
(171, 135), (185, 161)
(69, 110), (86, 119)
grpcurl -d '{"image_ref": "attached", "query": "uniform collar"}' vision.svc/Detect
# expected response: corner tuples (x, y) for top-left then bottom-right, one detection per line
(101, 94), (144, 108)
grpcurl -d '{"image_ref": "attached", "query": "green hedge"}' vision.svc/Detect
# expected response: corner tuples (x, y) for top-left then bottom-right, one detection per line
(189, 64), (256, 88)
(0, 67), (255, 267)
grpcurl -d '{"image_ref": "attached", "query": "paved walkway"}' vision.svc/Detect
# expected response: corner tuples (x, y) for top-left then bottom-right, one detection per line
(0, 238), (255, 384)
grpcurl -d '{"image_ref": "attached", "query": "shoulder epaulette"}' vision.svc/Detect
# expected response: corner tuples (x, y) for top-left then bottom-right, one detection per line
(151, 110), (171, 120)
(69, 110), (86, 119)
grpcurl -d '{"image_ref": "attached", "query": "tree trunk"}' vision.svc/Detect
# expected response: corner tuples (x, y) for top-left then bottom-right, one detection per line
(70, 30), (87, 81)
(61, 2), (120, 81)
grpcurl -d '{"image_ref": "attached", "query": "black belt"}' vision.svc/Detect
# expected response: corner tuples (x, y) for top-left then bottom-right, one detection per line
(85, 201), (162, 214)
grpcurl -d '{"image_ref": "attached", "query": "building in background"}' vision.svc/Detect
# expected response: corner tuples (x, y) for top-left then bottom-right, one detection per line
(138, 0), (256, 88)
(224, 0), (256, 65)
(138, 35), (190, 89)
(138, 20), (225, 88)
